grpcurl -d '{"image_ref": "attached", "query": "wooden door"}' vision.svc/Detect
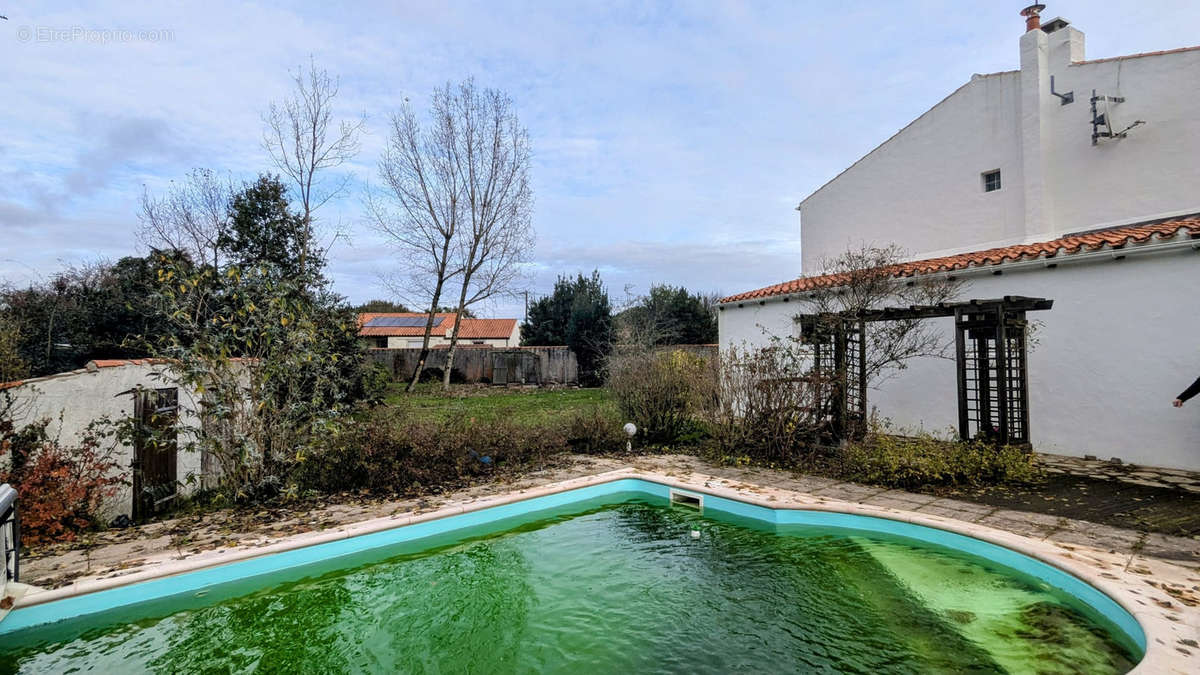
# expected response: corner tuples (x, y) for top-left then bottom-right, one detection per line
(492, 352), (509, 385)
(133, 388), (179, 521)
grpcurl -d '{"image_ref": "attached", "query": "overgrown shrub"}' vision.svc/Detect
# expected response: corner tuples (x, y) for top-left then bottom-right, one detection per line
(294, 401), (630, 495)
(0, 419), (125, 545)
(418, 367), (466, 384)
(607, 348), (715, 445)
(294, 407), (570, 495)
(703, 340), (830, 464)
(835, 426), (1040, 489)
(564, 407), (626, 454)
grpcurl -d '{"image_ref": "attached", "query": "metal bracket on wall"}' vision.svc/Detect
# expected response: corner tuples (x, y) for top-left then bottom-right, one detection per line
(1050, 75), (1073, 105)
(1091, 89), (1144, 145)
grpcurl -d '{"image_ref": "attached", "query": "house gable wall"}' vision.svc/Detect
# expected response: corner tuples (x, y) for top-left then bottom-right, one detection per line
(799, 71), (1024, 273)
(799, 22), (1200, 272)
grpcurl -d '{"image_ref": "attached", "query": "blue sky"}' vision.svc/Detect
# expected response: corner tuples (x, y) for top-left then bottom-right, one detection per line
(3, 1), (1199, 318)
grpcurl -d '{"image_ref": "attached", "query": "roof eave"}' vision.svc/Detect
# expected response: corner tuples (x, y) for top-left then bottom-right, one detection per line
(718, 235), (1198, 308)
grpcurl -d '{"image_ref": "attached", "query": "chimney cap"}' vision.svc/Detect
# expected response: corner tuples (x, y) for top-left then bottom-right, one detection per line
(1040, 16), (1070, 33)
(1020, 4), (1046, 32)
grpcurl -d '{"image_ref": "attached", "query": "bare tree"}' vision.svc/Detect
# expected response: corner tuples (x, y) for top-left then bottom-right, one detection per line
(137, 168), (234, 268)
(803, 243), (964, 387)
(263, 57), (365, 275)
(366, 91), (464, 391)
(439, 81), (534, 389)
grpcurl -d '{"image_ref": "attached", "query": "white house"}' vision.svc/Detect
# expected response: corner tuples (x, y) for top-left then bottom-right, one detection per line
(719, 6), (1200, 470)
(359, 313), (522, 349)
(1, 359), (206, 520)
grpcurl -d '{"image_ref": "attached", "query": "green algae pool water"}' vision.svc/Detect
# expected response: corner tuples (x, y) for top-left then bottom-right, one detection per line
(0, 498), (1139, 674)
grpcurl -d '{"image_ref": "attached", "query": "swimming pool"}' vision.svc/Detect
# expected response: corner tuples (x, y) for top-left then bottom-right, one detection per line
(0, 478), (1145, 673)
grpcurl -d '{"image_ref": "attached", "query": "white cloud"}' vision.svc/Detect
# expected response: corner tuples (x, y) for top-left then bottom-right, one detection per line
(4, 0), (1200, 320)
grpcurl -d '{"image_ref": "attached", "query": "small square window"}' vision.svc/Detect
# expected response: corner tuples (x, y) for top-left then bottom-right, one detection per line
(982, 170), (1001, 192)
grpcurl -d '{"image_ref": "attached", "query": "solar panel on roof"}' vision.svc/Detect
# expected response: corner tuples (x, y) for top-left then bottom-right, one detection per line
(365, 316), (444, 328)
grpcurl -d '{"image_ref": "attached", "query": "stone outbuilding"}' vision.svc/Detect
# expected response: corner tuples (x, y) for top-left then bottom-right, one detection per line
(1, 359), (204, 521)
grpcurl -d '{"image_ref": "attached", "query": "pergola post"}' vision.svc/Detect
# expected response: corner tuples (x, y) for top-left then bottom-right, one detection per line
(800, 296), (1051, 448)
(954, 307), (969, 440)
(994, 306), (1011, 444)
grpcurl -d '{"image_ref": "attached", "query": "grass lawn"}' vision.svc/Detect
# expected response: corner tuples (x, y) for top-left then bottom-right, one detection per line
(384, 382), (615, 426)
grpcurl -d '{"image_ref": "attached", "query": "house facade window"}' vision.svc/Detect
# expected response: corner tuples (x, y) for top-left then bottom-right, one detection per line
(373, 337), (388, 348)
(982, 170), (1002, 192)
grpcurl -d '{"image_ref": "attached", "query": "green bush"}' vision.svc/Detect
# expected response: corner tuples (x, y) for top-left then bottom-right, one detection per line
(836, 430), (1040, 489)
(294, 405), (629, 495)
(607, 348), (715, 445)
(563, 407), (626, 454)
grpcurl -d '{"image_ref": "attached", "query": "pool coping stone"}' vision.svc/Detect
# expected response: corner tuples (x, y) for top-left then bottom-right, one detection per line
(9, 467), (1198, 673)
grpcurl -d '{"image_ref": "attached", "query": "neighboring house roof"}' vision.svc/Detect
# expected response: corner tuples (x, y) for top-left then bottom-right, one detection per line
(357, 313), (519, 339)
(358, 313), (457, 337)
(720, 216), (1200, 304)
(456, 318), (518, 339)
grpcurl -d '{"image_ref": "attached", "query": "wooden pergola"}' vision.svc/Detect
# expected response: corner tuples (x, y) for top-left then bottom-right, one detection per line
(796, 296), (1053, 445)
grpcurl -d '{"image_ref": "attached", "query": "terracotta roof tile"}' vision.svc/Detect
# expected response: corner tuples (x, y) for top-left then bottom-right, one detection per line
(357, 313), (519, 339)
(1073, 44), (1200, 65)
(88, 358), (169, 369)
(357, 313), (458, 337)
(455, 318), (518, 339)
(720, 217), (1200, 304)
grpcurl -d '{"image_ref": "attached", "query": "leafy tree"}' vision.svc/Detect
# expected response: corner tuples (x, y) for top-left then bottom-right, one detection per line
(220, 174), (314, 277)
(352, 299), (411, 314)
(435, 306), (475, 318)
(148, 182), (375, 502)
(0, 311), (28, 384)
(1, 254), (187, 377)
(618, 284), (718, 346)
(523, 271), (612, 386)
